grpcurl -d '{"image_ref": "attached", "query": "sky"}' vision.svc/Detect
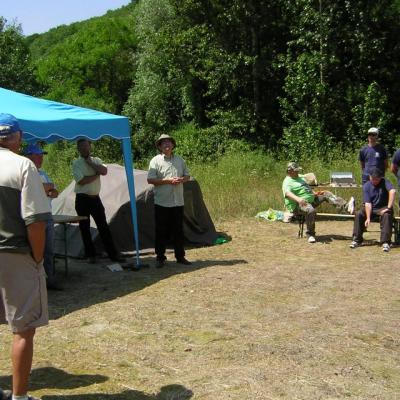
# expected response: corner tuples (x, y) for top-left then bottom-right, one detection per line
(1, 0), (132, 36)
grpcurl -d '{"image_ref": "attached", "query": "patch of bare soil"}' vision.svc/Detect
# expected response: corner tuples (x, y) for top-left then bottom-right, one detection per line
(0, 218), (399, 399)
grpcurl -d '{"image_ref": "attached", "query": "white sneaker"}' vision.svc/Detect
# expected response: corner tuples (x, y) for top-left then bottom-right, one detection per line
(346, 196), (355, 215)
(350, 240), (360, 249)
(382, 243), (390, 252)
(308, 236), (316, 243)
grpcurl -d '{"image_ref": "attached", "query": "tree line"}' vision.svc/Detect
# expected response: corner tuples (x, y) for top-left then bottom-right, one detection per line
(1, 0), (400, 162)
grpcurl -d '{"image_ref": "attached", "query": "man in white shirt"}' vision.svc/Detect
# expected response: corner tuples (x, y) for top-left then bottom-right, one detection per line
(148, 134), (191, 268)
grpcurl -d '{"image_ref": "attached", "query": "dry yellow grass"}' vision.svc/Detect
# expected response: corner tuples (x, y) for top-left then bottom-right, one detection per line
(0, 218), (399, 399)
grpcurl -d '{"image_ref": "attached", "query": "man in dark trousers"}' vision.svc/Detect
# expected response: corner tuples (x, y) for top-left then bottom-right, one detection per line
(350, 167), (396, 252)
(72, 138), (124, 263)
(147, 134), (191, 268)
(0, 113), (51, 400)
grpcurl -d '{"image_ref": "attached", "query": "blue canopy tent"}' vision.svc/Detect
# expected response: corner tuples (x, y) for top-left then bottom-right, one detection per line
(0, 87), (141, 268)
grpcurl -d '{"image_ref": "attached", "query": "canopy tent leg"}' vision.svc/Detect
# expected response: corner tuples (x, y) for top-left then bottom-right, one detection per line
(122, 138), (143, 269)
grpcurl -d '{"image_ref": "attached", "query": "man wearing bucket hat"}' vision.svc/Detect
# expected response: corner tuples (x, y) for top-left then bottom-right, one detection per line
(24, 143), (61, 291)
(0, 113), (51, 400)
(350, 167), (395, 252)
(147, 134), (191, 268)
(359, 127), (388, 184)
(282, 162), (353, 243)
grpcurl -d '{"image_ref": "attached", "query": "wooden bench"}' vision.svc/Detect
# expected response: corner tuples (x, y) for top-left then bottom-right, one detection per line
(297, 212), (400, 244)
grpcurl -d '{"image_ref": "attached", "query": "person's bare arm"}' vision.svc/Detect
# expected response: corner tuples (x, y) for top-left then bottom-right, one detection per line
(85, 157), (107, 175)
(378, 189), (396, 216)
(147, 178), (175, 186)
(391, 162), (398, 177)
(78, 174), (99, 186)
(27, 221), (46, 263)
(43, 183), (59, 198)
(285, 191), (308, 208)
(384, 159), (388, 171)
(364, 203), (372, 227)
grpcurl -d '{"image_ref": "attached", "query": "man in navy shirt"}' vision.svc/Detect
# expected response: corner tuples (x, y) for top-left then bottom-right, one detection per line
(359, 127), (388, 184)
(350, 167), (395, 251)
(390, 147), (400, 195)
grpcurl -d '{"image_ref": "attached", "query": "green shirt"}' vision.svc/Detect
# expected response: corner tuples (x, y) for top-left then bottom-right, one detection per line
(282, 175), (315, 212)
(148, 153), (189, 207)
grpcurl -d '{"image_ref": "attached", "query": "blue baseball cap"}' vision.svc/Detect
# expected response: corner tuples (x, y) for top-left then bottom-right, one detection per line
(24, 143), (48, 155)
(0, 113), (22, 136)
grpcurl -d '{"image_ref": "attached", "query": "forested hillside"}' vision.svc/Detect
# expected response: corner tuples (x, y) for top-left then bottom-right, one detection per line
(2, 0), (400, 163)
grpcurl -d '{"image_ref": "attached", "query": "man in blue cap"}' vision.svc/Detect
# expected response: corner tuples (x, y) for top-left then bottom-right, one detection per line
(0, 113), (51, 400)
(24, 143), (61, 290)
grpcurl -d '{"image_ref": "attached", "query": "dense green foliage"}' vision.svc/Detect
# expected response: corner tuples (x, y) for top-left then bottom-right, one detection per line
(3, 1), (400, 164)
(0, 18), (40, 94)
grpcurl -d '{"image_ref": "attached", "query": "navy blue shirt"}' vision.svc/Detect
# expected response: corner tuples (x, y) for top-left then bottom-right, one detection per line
(359, 144), (388, 182)
(362, 178), (394, 211)
(391, 149), (400, 185)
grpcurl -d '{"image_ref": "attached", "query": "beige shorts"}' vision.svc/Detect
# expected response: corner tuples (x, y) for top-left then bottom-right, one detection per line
(0, 252), (48, 333)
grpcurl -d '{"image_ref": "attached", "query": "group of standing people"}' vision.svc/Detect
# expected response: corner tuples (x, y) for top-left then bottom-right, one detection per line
(283, 126), (399, 252)
(0, 113), (191, 400)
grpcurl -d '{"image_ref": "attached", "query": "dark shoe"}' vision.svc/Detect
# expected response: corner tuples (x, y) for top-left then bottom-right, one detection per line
(46, 281), (64, 291)
(155, 258), (165, 268)
(0, 389), (12, 400)
(110, 255), (126, 263)
(176, 258), (192, 265)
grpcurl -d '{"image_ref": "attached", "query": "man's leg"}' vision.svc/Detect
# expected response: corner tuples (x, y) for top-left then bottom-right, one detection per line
(378, 209), (393, 244)
(75, 194), (96, 258)
(172, 206), (185, 260)
(90, 197), (118, 259)
(300, 204), (316, 236)
(352, 208), (366, 243)
(12, 328), (35, 396)
(154, 205), (170, 262)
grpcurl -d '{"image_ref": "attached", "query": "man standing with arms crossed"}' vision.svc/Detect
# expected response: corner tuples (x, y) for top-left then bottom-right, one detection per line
(0, 114), (51, 400)
(73, 138), (124, 264)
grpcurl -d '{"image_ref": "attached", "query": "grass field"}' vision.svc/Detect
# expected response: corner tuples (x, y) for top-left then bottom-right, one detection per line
(0, 217), (398, 399)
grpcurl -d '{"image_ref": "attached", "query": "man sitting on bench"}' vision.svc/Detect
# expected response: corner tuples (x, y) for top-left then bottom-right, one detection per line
(350, 167), (396, 252)
(282, 162), (354, 244)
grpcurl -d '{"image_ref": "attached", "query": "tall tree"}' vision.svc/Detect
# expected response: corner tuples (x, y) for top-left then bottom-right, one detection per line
(0, 17), (39, 94)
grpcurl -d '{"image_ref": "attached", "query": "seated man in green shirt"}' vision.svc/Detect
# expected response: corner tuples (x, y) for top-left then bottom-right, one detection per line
(282, 162), (354, 243)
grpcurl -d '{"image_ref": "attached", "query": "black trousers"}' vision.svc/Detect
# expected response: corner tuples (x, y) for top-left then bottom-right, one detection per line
(75, 193), (118, 258)
(352, 207), (393, 244)
(154, 205), (185, 260)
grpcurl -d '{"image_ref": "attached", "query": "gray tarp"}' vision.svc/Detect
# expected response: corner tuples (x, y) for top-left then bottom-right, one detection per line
(52, 164), (218, 257)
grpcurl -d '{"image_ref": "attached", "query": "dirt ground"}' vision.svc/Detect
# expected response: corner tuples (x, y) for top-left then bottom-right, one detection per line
(0, 218), (399, 399)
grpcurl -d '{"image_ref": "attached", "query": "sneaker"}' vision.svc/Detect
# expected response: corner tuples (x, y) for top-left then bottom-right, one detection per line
(349, 240), (360, 249)
(176, 257), (192, 265)
(346, 196), (355, 215)
(307, 236), (316, 244)
(382, 243), (390, 252)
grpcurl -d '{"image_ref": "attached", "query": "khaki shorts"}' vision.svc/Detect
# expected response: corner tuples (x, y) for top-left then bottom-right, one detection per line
(0, 252), (48, 333)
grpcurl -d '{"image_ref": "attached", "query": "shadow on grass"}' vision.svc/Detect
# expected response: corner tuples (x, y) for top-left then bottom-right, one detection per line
(0, 367), (107, 391)
(49, 253), (245, 320)
(316, 234), (353, 243)
(41, 384), (193, 400)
